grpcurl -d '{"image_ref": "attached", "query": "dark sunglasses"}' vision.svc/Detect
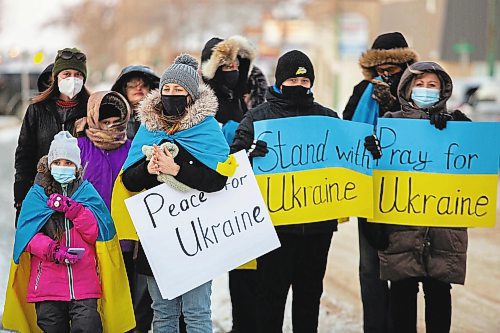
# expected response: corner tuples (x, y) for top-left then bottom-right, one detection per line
(57, 50), (86, 62)
(375, 65), (401, 75)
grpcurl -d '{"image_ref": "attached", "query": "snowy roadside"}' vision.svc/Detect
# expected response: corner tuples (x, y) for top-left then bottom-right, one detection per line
(0, 121), (19, 332)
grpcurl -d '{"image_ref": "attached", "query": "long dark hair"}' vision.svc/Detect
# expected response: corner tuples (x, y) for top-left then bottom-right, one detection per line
(32, 76), (91, 104)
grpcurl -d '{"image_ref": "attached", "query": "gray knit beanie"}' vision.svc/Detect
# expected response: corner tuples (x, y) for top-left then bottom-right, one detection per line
(48, 131), (81, 169)
(160, 54), (200, 100)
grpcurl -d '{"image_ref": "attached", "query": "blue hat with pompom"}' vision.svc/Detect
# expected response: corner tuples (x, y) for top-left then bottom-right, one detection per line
(160, 54), (200, 100)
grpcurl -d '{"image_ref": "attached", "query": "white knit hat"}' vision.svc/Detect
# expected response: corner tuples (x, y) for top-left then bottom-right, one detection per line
(48, 131), (81, 168)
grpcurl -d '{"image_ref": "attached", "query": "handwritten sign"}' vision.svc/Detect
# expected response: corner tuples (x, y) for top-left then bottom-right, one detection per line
(372, 118), (499, 227)
(253, 116), (375, 225)
(125, 151), (280, 299)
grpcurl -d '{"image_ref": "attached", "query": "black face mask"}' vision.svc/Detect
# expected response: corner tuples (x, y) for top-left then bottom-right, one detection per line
(222, 70), (239, 89)
(281, 85), (311, 102)
(161, 95), (188, 118)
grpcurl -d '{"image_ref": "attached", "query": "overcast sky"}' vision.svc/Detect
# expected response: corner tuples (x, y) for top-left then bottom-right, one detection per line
(0, 0), (81, 55)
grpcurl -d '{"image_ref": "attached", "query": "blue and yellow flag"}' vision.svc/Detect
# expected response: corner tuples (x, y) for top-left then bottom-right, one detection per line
(122, 117), (237, 174)
(3, 181), (135, 333)
(351, 77), (381, 126)
(112, 116), (237, 241)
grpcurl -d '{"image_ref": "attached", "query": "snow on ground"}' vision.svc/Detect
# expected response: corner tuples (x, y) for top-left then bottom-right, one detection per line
(1, 119), (499, 332)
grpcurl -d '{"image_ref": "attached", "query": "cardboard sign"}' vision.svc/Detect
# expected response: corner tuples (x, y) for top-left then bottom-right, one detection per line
(125, 151), (280, 299)
(372, 119), (500, 227)
(253, 116), (375, 225)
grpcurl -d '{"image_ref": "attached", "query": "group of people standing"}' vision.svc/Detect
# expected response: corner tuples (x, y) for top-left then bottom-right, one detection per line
(6, 30), (471, 333)
(345, 32), (470, 333)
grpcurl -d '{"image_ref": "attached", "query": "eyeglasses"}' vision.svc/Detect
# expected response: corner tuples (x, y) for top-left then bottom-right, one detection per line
(375, 65), (401, 76)
(57, 50), (86, 62)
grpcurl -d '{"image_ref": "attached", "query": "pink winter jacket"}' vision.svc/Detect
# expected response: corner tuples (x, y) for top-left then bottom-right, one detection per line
(25, 204), (101, 302)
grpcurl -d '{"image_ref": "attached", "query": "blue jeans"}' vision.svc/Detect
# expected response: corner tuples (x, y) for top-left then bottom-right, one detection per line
(358, 219), (390, 333)
(147, 276), (212, 333)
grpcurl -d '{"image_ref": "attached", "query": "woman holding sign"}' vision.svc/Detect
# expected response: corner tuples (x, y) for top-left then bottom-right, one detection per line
(120, 54), (235, 333)
(368, 61), (470, 333)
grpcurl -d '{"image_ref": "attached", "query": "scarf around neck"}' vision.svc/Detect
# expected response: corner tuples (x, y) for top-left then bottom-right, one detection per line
(85, 91), (130, 150)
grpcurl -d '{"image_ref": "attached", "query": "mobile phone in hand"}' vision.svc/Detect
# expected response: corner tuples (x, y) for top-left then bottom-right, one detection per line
(67, 247), (85, 259)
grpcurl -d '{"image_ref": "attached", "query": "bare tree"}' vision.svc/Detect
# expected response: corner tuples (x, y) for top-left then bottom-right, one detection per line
(51, 0), (282, 78)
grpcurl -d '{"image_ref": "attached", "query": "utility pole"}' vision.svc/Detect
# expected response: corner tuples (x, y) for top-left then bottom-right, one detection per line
(486, 0), (497, 77)
(20, 51), (30, 117)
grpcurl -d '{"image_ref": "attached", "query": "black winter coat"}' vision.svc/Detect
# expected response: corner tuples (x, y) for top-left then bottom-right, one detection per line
(231, 87), (339, 235)
(14, 98), (87, 206)
(206, 62), (250, 125)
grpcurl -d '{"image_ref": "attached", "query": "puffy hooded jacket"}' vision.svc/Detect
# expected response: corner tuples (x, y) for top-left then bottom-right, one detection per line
(25, 156), (100, 302)
(201, 36), (256, 125)
(380, 61), (470, 284)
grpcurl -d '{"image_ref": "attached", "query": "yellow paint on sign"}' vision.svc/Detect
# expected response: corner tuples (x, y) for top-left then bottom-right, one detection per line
(371, 170), (497, 227)
(256, 167), (373, 226)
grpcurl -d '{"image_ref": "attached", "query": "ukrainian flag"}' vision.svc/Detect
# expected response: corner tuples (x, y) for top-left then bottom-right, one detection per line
(111, 116), (237, 241)
(3, 181), (135, 333)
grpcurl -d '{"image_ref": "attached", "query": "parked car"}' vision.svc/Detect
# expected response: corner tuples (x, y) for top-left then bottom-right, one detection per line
(449, 78), (500, 121)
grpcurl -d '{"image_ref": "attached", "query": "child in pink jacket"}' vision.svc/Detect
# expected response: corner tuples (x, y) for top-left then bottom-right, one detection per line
(21, 131), (102, 332)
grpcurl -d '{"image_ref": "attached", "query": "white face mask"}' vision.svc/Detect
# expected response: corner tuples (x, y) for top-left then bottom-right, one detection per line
(58, 77), (84, 99)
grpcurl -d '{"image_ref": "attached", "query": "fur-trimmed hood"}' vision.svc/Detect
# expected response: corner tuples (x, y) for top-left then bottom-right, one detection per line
(137, 83), (219, 132)
(201, 35), (257, 80)
(359, 48), (419, 80)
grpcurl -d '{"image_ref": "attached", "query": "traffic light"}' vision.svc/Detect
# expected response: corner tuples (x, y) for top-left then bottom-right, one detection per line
(33, 51), (44, 64)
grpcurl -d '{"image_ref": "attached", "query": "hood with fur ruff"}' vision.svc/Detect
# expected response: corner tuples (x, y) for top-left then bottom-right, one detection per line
(201, 35), (256, 80)
(359, 47), (419, 80)
(137, 83), (218, 132)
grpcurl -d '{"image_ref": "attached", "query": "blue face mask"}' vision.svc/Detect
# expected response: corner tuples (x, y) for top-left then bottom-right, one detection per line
(411, 87), (440, 108)
(51, 166), (76, 184)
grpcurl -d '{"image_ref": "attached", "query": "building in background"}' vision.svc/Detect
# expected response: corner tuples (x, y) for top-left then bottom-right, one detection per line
(0, 0), (498, 114)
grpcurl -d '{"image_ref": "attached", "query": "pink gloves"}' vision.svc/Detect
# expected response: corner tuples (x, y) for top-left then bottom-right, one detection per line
(47, 193), (83, 220)
(51, 244), (79, 265)
(47, 193), (75, 213)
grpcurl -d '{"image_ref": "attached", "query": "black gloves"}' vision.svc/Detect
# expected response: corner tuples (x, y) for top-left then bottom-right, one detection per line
(364, 135), (382, 159)
(371, 80), (398, 112)
(429, 110), (453, 130)
(450, 109), (471, 122)
(247, 140), (269, 158)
